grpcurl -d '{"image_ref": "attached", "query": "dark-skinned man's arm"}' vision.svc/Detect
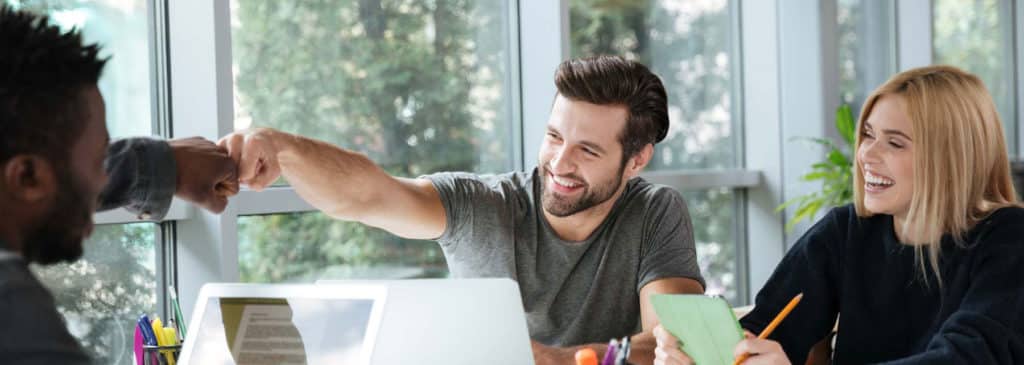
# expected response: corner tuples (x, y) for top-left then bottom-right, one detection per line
(98, 137), (238, 219)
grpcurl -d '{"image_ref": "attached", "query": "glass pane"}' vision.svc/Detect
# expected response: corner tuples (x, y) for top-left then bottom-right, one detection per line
(238, 213), (448, 283)
(230, 1), (516, 183)
(31, 223), (158, 364)
(569, 0), (737, 170)
(837, 0), (895, 115)
(683, 188), (737, 303)
(933, 0), (1016, 153)
(8, 0), (153, 138)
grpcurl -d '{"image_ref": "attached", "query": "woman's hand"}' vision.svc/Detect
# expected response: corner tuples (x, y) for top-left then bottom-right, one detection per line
(734, 332), (792, 365)
(653, 325), (695, 365)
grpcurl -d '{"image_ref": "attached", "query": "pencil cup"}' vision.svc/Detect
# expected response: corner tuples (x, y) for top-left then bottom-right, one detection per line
(142, 344), (181, 365)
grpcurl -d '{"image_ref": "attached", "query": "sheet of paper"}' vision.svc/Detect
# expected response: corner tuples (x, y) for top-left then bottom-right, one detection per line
(229, 304), (308, 365)
(652, 294), (744, 365)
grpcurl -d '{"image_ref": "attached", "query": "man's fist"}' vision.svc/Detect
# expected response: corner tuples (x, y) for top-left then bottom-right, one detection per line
(218, 128), (282, 191)
(169, 137), (238, 213)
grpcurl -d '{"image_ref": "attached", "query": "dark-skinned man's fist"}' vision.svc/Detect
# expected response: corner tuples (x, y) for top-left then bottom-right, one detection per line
(169, 137), (239, 213)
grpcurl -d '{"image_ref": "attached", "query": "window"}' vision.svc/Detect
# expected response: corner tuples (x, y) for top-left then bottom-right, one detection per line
(836, 0), (895, 114)
(10, 1), (159, 363)
(10, 0), (153, 138)
(933, 0), (1016, 153)
(230, 1), (515, 282)
(837, 0), (862, 106)
(570, 0), (737, 170)
(31, 224), (158, 364)
(683, 189), (737, 300)
(569, 0), (742, 302)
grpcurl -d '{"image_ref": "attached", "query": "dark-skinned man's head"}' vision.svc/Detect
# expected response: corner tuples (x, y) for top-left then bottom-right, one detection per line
(0, 5), (110, 264)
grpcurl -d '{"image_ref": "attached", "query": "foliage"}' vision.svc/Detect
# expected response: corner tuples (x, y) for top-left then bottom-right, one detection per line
(777, 105), (856, 231)
(238, 214), (447, 282)
(232, 0), (515, 282)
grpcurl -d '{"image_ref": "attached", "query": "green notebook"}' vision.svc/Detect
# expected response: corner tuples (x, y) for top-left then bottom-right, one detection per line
(652, 294), (744, 365)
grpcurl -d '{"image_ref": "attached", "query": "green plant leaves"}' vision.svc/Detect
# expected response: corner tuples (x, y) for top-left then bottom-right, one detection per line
(828, 149), (849, 166)
(777, 104), (856, 231)
(836, 104), (856, 145)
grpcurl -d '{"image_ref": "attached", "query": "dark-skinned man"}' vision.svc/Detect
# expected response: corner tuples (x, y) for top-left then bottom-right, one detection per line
(0, 6), (237, 363)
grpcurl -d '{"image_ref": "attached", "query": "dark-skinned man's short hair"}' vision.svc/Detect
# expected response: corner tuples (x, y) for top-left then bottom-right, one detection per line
(0, 4), (107, 168)
(554, 55), (669, 164)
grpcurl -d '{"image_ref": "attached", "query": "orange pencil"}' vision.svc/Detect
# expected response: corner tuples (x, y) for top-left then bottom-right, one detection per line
(733, 293), (803, 365)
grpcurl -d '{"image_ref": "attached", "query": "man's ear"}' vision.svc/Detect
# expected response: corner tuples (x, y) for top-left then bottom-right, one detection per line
(624, 143), (654, 179)
(2, 155), (58, 203)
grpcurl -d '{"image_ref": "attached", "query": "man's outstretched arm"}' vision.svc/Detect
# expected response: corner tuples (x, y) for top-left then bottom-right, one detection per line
(219, 128), (446, 239)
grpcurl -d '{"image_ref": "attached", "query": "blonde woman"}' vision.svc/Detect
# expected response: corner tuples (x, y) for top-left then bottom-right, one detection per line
(655, 65), (1024, 364)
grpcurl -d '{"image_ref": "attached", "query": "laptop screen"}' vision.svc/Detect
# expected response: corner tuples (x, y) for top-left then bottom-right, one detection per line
(185, 296), (378, 365)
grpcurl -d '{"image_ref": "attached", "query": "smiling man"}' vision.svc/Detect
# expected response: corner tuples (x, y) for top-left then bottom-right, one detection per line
(219, 55), (705, 365)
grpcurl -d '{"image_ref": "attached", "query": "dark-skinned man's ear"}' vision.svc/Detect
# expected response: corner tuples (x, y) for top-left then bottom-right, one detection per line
(2, 155), (57, 203)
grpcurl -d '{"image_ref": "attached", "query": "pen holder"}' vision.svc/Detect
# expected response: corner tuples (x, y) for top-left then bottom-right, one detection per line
(142, 344), (181, 365)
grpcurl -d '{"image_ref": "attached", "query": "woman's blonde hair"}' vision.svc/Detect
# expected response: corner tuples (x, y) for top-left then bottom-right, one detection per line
(853, 65), (1019, 284)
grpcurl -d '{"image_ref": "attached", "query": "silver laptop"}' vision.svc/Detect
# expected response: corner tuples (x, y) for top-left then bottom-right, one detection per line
(178, 283), (387, 365)
(317, 278), (535, 365)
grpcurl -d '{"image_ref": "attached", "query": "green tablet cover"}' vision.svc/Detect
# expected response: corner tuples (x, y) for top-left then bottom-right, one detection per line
(652, 294), (745, 365)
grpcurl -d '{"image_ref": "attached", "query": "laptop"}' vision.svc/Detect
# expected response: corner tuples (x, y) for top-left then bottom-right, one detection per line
(316, 278), (535, 365)
(178, 283), (387, 365)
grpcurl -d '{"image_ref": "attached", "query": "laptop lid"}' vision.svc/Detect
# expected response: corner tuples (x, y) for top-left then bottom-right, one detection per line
(179, 283), (387, 365)
(316, 278), (534, 365)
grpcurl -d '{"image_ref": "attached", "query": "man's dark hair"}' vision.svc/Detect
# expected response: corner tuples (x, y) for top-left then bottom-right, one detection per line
(554, 55), (669, 163)
(0, 5), (107, 168)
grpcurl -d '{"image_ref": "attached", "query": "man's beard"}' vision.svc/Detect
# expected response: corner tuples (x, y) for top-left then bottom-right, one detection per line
(540, 165), (625, 217)
(22, 170), (94, 265)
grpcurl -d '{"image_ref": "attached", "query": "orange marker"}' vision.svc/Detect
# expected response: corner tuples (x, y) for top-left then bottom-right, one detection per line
(575, 347), (598, 365)
(733, 293), (803, 365)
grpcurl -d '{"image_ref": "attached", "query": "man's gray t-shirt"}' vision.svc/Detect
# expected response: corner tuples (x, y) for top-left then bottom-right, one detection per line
(424, 169), (704, 346)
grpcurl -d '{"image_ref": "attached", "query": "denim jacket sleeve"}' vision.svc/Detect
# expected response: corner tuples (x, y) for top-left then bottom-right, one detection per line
(97, 137), (177, 220)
